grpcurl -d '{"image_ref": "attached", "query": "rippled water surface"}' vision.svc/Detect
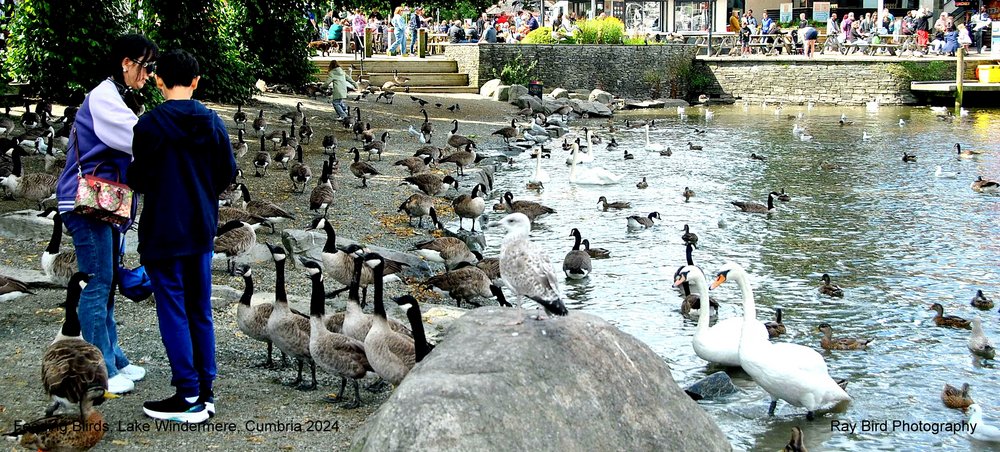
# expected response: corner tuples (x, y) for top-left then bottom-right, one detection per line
(480, 104), (1000, 451)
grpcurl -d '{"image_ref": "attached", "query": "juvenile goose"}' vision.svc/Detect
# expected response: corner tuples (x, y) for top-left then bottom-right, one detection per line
(264, 244), (316, 390)
(40, 212), (76, 286)
(941, 383), (973, 410)
(253, 134), (270, 176)
(732, 192), (779, 213)
(303, 260), (369, 408)
(766, 308), (786, 339)
(238, 184), (295, 232)
(3, 409), (107, 452)
(363, 252), (416, 386)
(413, 237), (481, 270)
(213, 220), (256, 275)
(439, 143), (477, 176)
(424, 262), (509, 308)
(627, 211), (661, 229)
(502, 191), (555, 223)
(309, 161), (335, 214)
(0, 273), (32, 301)
(492, 118), (518, 144)
(340, 254), (412, 343)
(232, 128), (248, 159)
(817, 323), (872, 350)
(298, 115), (314, 144)
(451, 183), (486, 232)
(777, 188), (791, 201)
(398, 193), (436, 228)
(394, 155), (433, 175)
(971, 176), (1000, 193)
(233, 104), (247, 130)
(252, 109), (266, 136)
(401, 173), (457, 197)
(288, 145), (312, 193)
(562, 228), (592, 280)
(681, 224), (698, 248)
(42, 273), (108, 419)
(364, 131), (389, 161)
(956, 143), (982, 158)
(446, 119), (476, 150)
(972, 289), (994, 310)
(419, 109), (433, 143)
(392, 296), (436, 362)
(0, 147), (57, 208)
(350, 148), (379, 188)
(967, 404), (1000, 442)
(929, 303), (971, 329)
(683, 186), (694, 200)
(968, 317), (995, 359)
(636, 177), (649, 189)
(818, 274), (844, 298)
(597, 196), (630, 211)
(235, 266), (284, 369)
(784, 426), (807, 452)
(489, 213), (568, 317)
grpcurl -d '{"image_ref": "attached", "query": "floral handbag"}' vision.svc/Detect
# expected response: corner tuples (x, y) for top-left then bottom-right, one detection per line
(71, 128), (135, 226)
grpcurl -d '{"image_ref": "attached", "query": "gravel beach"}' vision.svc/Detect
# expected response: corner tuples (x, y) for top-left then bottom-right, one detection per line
(0, 88), (523, 450)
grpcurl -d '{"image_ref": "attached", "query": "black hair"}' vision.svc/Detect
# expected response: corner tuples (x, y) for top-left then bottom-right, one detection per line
(108, 34), (158, 82)
(155, 49), (200, 89)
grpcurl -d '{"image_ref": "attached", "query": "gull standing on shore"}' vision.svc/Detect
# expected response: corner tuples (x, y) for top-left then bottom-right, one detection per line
(488, 213), (568, 318)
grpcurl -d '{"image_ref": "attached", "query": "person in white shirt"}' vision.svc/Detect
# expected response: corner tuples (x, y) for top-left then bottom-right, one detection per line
(972, 6), (992, 53)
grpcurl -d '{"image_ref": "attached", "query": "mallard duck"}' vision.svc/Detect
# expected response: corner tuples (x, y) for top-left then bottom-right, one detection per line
(818, 274), (844, 298)
(941, 383), (973, 410)
(972, 290), (994, 310)
(968, 317), (995, 359)
(683, 186), (694, 201)
(596, 196), (630, 211)
(3, 410), (107, 451)
(929, 303), (971, 328)
(688, 141), (703, 150)
(784, 426), (807, 452)
(766, 308), (786, 339)
(581, 239), (610, 259)
(902, 152), (917, 162)
(956, 143), (982, 158)
(750, 153), (766, 161)
(817, 323), (872, 350)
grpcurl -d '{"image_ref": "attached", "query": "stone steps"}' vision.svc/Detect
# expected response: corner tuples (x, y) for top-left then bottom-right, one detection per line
(310, 57), (471, 94)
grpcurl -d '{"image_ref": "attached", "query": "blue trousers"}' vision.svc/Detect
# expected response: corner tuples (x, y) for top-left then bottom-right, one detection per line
(61, 212), (130, 378)
(389, 29), (406, 55)
(146, 252), (216, 398)
(408, 28), (419, 54)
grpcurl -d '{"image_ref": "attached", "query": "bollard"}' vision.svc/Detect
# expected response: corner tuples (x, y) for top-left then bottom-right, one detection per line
(418, 28), (427, 58)
(364, 27), (373, 58)
(955, 47), (964, 109)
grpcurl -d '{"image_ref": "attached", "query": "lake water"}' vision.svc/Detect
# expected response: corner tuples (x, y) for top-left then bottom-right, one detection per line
(480, 104), (1000, 451)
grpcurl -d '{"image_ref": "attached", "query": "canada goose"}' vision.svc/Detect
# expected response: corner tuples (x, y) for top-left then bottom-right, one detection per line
(264, 244), (315, 389)
(350, 148), (379, 187)
(322, 134), (337, 155)
(362, 252), (416, 386)
(305, 217), (407, 303)
(623, 149), (634, 160)
(360, 122), (375, 143)
(596, 196), (630, 211)
(232, 128), (248, 159)
(235, 266), (285, 369)
(502, 191), (555, 223)
(818, 274), (844, 298)
(394, 155), (432, 175)
(474, 256), (502, 283)
(3, 409), (107, 451)
(401, 173), (457, 197)
(413, 145), (444, 163)
(766, 308), (786, 339)
(563, 228), (592, 280)
(492, 119), (519, 145)
(238, 184), (294, 232)
(971, 176), (1000, 193)
(218, 205), (269, 230)
(279, 101), (304, 125)
(681, 224), (698, 248)
(581, 239), (610, 259)
(784, 426), (807, 452)
(424, 262), (509, 308)
(0, 273), (32, 301)
(488, 213), (568, 317)
(253, 134), (270, 177)
(364, 131), (389, 162)
(252, 109), (266, 136)
(972, 290), (994, 310)
(636, 177), (648, 189)
(967, 404), (1000, 442)
(440, 143), (476, 177)
(0, 147), (57, 208)
(214, 220), (256, 275)
(968, 317), (995, 359)
(413, 236), (481, 269)
(956, 143), (982, 158)
(302, 260), (369, 408)
(688, 142), (703, 151)
(309, 161), (335, 214)
(20, 100), (40, 128)
(750, 153), (766, 161)
(683, 186), (694, 201)
(351, 108), (365, 140)
(298, 116), (314, 144)
(392, 295), (437, 363)
(398, 194), (436, 228)
(731, 192), (779, 213)
(626, 211), (661, 229)
(340, 254), (412, 343)
(41, 212), (76, 286)
(902, 152), (916, 162)
(941, 383), (973, 410)
(273, 133), (295, 169)
(233, 104), (247, 130)
(446, 120), (476, 150)
(288, 145), (312, 193)
(419, 109), (433, 143)
(606, 137), (619, 149)
(42, 273), (108, 419)
(817, 323), (872, 350)
(452, 183), (486, 232)
(929, 303), (971, 329)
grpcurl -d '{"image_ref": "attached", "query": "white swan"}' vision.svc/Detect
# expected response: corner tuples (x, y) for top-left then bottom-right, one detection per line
(934, 166), (957, 179)
(565, 141), (593, 165)
(862, 131), (871, 141)
(711, 262), (851, 420)
(645, 124), (665, 153)
(968, 404), (1000, 442)
(568, 143), (622, 186)
(528, 146), (549, 184)
(674, 264), (767, 367)
(799, 132), (813, 142)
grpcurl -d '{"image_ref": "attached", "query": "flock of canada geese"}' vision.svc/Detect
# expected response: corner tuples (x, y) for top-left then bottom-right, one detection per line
(2, 93), (1000, 451)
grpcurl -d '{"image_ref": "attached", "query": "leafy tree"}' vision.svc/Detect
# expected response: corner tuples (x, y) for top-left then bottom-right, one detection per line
(244, 0), (315, 88)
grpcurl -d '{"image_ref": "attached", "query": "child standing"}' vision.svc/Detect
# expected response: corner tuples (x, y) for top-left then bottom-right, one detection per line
(326, 60), (355, 120)
(128, 49), (237, 423)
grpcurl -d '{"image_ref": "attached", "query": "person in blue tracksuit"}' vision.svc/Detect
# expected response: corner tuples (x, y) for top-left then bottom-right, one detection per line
(128, 49), (236, 424)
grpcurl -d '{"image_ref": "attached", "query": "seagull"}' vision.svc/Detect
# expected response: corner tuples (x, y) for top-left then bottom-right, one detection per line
(800, 131), (813, 142)
(407, 125), (427, 144)
(487, 213), (568, 318)
(899, 118), (907, 127)
(934, 166), (957, 179)
(792, 123), (804, 135)
(930, 106), (947, 114)
(862, 131), (871, 140)
(960, 108), (970, 117)
(967, 404), (1000, 442)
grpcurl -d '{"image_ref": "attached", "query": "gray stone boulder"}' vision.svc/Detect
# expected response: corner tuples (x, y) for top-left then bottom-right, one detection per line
(684, 371), (739, 401)
(550, 88), (569, 99)
(570, 100), (614, 117)
(568, 93), (588, 101)
(588, 88), (614, 105)
(507, 84), (528, 102)
(492, 85), (511, 102)
(352, 309), (731, 451)
(279, 229), (433, 280)
(513, 95), (543, 113)
(0, 210), (59, 242)
(479, 78), (502, 98)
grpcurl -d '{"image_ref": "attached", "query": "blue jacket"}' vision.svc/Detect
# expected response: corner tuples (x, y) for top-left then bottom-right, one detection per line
(128, 100), (236, 262)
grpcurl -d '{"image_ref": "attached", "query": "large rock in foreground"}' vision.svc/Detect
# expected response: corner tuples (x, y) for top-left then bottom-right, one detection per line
(352, 308), (731, 451)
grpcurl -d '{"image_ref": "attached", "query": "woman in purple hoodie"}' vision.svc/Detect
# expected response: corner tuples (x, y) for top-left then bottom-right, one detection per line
(55, 34), (158, 395)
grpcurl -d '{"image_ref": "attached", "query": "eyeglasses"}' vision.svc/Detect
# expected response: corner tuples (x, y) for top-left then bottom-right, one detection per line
(133, 59), (156, 73)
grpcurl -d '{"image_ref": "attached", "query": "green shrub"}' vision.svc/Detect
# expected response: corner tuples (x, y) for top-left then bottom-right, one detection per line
(574, 17), (625, 44)
(244, 0), (315, 88)
(491, 53), (536, 86)
(523, 27), (557, 44)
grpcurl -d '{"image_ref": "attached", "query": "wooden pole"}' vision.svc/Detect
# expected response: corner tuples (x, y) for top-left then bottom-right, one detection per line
(418, 28), (427, 58)
(955, 47), (964, 109)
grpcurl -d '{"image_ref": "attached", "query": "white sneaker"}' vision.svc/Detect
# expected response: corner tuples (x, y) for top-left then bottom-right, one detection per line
(119, 364), (146, 382)
(108, 374), (136, 394)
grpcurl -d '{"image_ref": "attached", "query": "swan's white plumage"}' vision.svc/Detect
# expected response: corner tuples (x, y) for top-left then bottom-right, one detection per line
(678, 265), (766, 367)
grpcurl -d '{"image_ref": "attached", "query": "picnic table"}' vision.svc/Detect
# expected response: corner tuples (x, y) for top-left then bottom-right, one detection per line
(727, 33), (795, 56)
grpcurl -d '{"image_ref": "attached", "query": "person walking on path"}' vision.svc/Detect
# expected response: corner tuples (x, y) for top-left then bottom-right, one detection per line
(388, 6), (407, 56)
(326, 60), (355, 120)
(55, 33), (158, 396)
(129, 49), (237, 424)
(350, 9), (366, 55)
(407, 7), (423, 55)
